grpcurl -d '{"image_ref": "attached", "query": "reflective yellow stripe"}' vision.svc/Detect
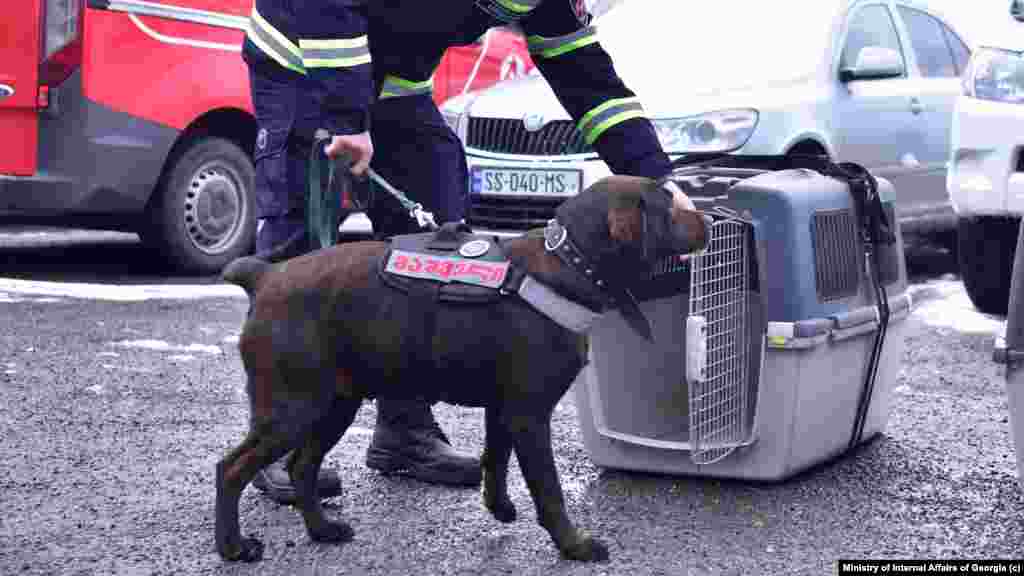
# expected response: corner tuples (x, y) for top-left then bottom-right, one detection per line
(586, 110), (646, 144)
(578, 97), (646, 145)
(379, 75), (434, 99)
(299, 36), (371, 68)
(247, 6), (304, 74)
(494, 0), (541, 14)
(299, 37), (368, 50)
(527, 27), (598, 59)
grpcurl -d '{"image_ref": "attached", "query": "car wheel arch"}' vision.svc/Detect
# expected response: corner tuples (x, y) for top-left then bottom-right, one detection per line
(152, 108), (258, 197)
(140, 108), (258, 274)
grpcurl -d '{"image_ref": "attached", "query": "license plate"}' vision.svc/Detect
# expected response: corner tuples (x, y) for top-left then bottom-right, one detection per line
(471, 166), (582, 197)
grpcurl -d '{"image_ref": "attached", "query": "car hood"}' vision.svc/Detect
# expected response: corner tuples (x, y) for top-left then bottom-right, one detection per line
(448, 0), (837, 122)
(456, 70), (819, 122)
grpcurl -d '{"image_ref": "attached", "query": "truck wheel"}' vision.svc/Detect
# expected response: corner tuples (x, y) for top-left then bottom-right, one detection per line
(958, 215), (1020, 315)
(144, 137), (256, 275)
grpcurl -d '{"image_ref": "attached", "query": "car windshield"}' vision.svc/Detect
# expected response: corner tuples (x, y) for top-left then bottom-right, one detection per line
(596, 1), (840, 97)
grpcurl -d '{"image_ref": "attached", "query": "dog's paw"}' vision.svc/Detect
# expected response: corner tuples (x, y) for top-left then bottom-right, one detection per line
(220, 537), (265, 563)
(485, 496), (517, 523)
(308, 520), (355, 544)
(559, 534), (610, 563)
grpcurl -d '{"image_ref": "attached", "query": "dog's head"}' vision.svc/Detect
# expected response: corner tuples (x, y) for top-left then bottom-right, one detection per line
(555, 174), (708, 278)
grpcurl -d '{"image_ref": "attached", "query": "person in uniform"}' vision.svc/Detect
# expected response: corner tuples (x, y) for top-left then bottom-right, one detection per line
(362, 0), (671, 235)
(240, 0), (674, 503)
(242, 0), (481, 504)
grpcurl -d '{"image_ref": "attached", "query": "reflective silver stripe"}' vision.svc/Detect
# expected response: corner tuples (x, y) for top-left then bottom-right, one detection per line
(299, 37), (371, 68)
(518, 275), (602, 333)
(379, 75), (434, 99)
(527, 26), (598, 58)
(101, 0), (248, 30)
(578, 97), (646, 145)
(247, 7), (305, 74)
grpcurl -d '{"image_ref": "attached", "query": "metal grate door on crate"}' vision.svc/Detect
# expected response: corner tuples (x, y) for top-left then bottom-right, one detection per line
(686, 218), (754, 465)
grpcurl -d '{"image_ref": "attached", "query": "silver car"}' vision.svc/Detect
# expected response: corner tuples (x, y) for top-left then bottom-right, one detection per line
(442, 0), (970, 236)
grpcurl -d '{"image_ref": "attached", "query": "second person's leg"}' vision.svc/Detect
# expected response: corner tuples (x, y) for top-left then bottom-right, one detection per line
(363, 94), (480, 487)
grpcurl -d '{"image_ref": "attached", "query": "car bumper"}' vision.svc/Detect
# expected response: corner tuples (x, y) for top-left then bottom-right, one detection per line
(948, 95), (1024, 217)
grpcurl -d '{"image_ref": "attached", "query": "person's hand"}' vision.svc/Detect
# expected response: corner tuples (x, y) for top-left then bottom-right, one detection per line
(324, 131), (373, 176)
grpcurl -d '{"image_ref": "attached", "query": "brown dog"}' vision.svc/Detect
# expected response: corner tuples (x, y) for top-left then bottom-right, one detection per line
(214, 174), (707, 563)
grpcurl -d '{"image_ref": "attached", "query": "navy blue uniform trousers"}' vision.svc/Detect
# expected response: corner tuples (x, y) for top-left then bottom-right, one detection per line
(248, 59), (466, 426)
(248, 61), (467, 252)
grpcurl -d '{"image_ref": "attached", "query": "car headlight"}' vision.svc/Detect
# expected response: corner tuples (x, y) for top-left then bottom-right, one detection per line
(441, 109), (467, 143)
(963, 47), (1024, 104)
(651, 109), (759, 154)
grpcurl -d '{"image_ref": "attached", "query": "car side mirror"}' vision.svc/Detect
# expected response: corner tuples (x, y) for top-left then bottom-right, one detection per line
(839, 46), (905, 82)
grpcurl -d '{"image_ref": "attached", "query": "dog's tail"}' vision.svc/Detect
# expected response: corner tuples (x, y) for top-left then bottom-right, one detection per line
(223, 228), (312, 295)
(221, 256), (271, 297)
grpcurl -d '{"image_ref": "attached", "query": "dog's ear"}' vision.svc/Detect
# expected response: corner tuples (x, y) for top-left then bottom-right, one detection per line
(607, 193), (644, 246)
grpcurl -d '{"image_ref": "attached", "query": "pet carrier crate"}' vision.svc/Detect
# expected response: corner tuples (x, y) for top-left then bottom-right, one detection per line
(573, 158), (913, 481)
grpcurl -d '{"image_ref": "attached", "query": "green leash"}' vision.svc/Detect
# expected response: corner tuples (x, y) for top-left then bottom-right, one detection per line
(307, 132), (341, 249)
(307, 130), (438, 249)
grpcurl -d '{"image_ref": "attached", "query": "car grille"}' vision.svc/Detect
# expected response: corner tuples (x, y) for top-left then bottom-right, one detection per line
(466, 117), (593, 156)
(466, 195), (562, 230)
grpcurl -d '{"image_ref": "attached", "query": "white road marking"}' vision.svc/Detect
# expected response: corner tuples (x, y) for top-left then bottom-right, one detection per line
(101, 363), (157, 374)
(113, 340), (223, 355)
(0, 278), (246, 302)
(0, 292), (65, 303)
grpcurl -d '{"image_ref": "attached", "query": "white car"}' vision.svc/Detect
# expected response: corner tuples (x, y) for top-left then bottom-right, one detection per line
(947, 6), (1024, 315)
(442, 0), (970, 237)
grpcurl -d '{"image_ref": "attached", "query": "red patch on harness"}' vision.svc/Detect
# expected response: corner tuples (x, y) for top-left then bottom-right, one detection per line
(385, 249), (510, 289)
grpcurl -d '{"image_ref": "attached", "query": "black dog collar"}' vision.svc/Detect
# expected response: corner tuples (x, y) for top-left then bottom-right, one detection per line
(543, 218), (616, 308)
(543, 219), (654, 341)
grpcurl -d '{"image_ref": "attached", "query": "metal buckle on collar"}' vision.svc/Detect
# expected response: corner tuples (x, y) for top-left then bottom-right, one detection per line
(544, 219), (568, 252)
(545, 221), (615, 308)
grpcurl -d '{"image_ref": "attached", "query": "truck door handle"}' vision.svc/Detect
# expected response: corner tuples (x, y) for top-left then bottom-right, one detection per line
(0, 84), (13, 100)
(909, 97), (923, 115)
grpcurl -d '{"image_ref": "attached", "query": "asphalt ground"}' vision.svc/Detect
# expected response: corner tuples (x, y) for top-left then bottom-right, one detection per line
(1, 230), (1022, 575)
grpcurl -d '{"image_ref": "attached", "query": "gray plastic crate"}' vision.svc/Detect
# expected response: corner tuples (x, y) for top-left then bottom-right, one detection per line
(573, 167), (912, 481)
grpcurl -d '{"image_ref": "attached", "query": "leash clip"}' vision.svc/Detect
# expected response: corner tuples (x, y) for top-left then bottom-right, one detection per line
(411, 203), (438, 230)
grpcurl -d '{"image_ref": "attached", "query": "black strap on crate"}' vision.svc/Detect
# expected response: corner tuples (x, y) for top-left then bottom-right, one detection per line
(671, 153), (896, 451)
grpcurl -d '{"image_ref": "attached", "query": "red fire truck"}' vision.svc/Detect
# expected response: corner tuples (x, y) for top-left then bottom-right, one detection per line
(0, 0), (533, 274)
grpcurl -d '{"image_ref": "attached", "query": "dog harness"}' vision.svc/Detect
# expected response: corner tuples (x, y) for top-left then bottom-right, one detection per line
(378, 222), (603, 378)
(379, 222), (602, 332)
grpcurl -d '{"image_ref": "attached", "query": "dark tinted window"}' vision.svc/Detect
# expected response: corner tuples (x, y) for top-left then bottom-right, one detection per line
(841, 5), (906, 73)
(897, 7), (957, 77)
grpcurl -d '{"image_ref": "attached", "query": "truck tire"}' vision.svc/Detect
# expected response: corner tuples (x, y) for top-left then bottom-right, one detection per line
(143, 137), (256, 275)
(958, 215), (1020, 316)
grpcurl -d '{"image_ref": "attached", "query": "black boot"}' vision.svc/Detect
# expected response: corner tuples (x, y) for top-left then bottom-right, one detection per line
(366, 398), (482, 487)
(252, 453), (342, 505)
